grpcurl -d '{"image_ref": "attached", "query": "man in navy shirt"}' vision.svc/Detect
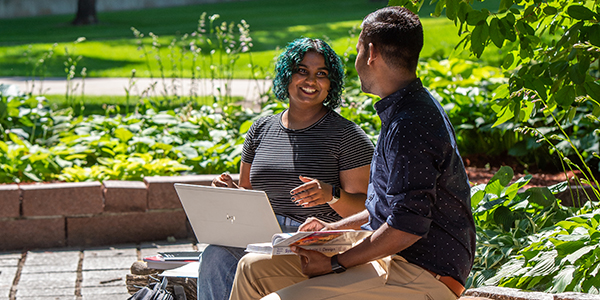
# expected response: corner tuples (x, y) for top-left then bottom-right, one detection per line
(228, 6), (476, 300)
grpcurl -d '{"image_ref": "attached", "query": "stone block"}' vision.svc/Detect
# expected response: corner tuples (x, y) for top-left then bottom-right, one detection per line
(103, 180), (147, 212)
(21, 182), (103, 216)
(0, 217), (65, 251)
(66, 210), (188, 247)
(465, 286), (553, 300)
(144, 174), (228, 209)
(0, 184), (20, 218)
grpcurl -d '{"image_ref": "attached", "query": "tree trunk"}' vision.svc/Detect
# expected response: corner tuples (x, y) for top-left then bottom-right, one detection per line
(72, 0), (98, 25)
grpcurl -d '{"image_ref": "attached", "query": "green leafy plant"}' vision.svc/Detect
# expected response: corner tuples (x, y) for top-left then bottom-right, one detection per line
(486, 205), (600, 293)
(468, 166), (577, 288)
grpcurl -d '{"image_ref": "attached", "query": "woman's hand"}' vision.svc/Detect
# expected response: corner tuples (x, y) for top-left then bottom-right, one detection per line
(212, 173), (239, 188)
(290, 175), (332, 208)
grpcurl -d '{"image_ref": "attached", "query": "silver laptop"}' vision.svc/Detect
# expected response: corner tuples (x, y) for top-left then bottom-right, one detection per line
(174, 183), (283, 248)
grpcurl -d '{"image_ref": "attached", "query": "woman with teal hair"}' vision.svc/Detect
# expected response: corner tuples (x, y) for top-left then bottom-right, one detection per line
(197, 37), (374, 300)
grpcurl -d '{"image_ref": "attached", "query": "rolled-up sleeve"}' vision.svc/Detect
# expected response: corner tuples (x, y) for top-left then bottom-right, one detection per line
(383, 120), (443, 237)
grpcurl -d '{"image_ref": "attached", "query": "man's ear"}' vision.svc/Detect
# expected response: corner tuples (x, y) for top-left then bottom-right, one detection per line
(367, 42), (378, 65)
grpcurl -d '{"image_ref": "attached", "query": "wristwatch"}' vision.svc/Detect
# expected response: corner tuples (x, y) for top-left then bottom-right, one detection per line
(330, 254), (346, 273)
(328, 184), (341, 205)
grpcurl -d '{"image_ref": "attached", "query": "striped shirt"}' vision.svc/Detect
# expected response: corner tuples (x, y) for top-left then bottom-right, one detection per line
(242, 109), (374, 223)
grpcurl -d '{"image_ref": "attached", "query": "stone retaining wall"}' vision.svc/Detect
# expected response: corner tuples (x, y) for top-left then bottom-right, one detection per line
(0, 174), (238, 251)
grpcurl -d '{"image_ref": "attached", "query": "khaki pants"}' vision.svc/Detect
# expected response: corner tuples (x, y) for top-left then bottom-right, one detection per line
(229, 254), (457, 300)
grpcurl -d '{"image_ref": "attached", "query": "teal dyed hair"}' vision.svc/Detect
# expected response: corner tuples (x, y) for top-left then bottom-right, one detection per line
(273, 38), (345, 109)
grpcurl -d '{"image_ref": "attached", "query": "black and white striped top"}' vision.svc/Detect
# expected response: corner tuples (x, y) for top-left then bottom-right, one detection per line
(242, 109), (375, 223)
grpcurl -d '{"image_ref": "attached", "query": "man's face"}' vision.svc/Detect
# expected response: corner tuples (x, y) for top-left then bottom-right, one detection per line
(355, 35), (372, 94)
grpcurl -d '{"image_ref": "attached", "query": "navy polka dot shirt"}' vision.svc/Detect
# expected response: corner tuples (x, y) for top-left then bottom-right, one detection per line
(362, 79), (476, 286)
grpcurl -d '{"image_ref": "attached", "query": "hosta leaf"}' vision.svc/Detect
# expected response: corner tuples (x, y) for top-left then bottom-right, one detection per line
(489, 166), (514, 187)
(527, 187), (556, 207)
(494, 206), (515, 231)
(525, 251), (559, 277)
(565, 245), (596, 264)
(239, 120), (253, 134)
(152, 113), (179, 125)
(471, 188), (486, 208)
(114, 128), (134, 143)
(551, 265), (576, 293)
(485, 179), (505, 196)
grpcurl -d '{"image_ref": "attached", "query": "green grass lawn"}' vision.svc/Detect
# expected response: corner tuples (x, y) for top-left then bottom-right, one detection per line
(0, 0), (502, 79)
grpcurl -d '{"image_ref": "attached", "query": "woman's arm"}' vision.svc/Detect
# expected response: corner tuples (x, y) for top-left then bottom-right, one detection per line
(211, 161), (253, 190)
(290, 164), (370, 218)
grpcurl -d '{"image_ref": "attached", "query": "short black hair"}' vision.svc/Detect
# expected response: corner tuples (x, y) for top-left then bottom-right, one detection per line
(360, 6), (423, 73)
(273, 38), (345, 109)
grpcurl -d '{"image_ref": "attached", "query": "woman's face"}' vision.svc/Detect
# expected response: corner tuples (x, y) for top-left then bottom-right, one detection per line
(288, 51), (331, 108)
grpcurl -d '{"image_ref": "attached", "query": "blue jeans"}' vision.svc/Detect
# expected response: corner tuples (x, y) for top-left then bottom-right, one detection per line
(197, 215), (301, 300)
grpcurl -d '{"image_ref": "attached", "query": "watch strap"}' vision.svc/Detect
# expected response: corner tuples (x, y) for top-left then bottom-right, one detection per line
(330, 254), (347, 273)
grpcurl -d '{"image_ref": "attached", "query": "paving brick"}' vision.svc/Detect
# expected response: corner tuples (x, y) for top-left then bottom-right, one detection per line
(22, 250), (80, 273)
(82, 269), (128, 287)
(17, 272), (77, 294)
(83, 252), (136, 271)
(0, 218), (65, 251)
(144, 174), (216, 209)
(21, 182), (103, 217)
(102, 180), (148, 212)
(0, 184), (20, 218)
(67, 210), (188, 247)
(0, 266), (17, 298)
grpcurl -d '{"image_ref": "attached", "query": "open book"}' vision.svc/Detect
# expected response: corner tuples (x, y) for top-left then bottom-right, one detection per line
(246, 230), (373, 255)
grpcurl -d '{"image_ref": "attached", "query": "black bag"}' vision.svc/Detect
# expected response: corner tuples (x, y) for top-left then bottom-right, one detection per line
(128, 276), (174, 300)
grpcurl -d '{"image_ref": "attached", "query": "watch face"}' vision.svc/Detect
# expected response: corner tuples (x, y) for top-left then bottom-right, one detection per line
(333, 185), (341, 198)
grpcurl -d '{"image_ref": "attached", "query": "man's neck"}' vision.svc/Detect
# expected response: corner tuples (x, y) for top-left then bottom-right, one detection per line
(378, 76), (417, 99)
(370, 65), (417, 99)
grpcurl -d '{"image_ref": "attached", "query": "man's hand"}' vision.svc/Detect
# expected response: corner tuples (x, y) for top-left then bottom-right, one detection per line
(299, 217), (335, 232)
(290, 176), (332, 208)
(291, 246), (332, 278)
(212, 173), (238, 188)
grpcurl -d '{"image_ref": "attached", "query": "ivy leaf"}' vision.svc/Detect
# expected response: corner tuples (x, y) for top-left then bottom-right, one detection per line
(498, 0), (513, 13)
(567, 5), (596, 20)
(590, 24), (600, 47)
(569, 63), (586, 85)
(457, 1), (472, 23)
(502, 52), (514, 69)
(492, 102), (516, 127)
(446, 0), (458, 20)
(554, 85), (576, 108)
(471, 22), (489, 58)
(433, 0), (446, 17)
(585, 81), (600, 103)
(543, 6), (558, 16)
(467, 10), (488, 26)
(489, 18), (504, 48)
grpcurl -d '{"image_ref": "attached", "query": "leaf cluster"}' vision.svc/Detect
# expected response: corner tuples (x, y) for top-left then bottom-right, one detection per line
(468, 165), (578, 288)
(0, 93), (263, 183)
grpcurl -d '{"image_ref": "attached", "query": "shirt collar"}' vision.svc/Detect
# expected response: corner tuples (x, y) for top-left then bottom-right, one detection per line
(374, 78), (424, 124)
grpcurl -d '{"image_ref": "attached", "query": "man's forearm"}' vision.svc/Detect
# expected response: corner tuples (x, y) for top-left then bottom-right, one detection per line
(337, 222), (421, 269)
(331, 209), (370, 230)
